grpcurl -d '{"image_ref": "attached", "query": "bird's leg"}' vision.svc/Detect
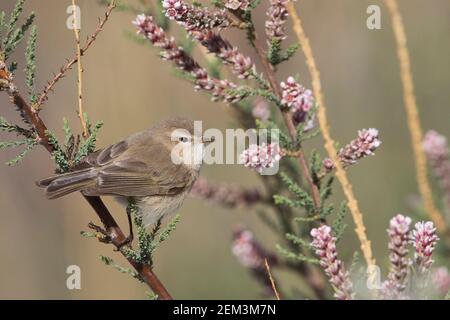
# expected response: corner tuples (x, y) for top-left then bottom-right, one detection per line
(114, 205), (134, 251)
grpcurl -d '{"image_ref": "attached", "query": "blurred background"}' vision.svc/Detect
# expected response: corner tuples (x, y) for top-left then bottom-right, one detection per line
(0, 0), (449, 299)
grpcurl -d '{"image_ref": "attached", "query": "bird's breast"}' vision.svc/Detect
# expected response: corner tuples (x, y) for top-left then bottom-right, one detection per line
(136, 191), (189, 226)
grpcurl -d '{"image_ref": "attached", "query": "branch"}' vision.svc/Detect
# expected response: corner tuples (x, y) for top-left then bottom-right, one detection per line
(0, 73), (172, 300)
(286, 2), (376, 269)
(0, 1), (172, 300)
(383, 0), (446, 233)
(71, 0), (88, 137)
(245, 16), (322, 212)
(34, 1), (116, 109)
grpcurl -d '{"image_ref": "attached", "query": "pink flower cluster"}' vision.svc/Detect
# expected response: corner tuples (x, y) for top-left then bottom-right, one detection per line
(162, 0), (230, 34)
(323, 128), (381, 171)
(240, 143), (283, 173)
(163, 0), (187, 20)
(411, 221), (439, 274)
(224, 0), (250, 10)
(231, 226), (279, 297)
(432, 267), (450, 295)
(201, 32), (256, 80)
(265, 0), (289, 42)
(133, 15), (244, 103)
(423, 130), (450, 210)
(382, 214), (412, 299)
(190, 177), (263, 208)
(232, 228), (265, 268)
(310, 225), (354, 300)
(252, 98), (270, 121)
(280, 76), (314, 112)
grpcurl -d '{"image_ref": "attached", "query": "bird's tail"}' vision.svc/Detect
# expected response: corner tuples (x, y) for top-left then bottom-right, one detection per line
(36, 169), (97, 199)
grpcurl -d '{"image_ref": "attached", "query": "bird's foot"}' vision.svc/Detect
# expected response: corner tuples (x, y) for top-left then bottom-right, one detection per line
(88, 222), (112, 244)
(114, 235), (134, 252)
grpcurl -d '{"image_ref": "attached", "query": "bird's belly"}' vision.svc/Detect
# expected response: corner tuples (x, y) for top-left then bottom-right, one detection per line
(136, 192), (188, 227)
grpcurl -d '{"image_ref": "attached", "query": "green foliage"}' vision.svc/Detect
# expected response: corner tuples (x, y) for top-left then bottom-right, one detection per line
(99, 255), (142, 282)
(267, 39), (281, 66)
(331, 202), (348, 241)
(73, 121), (103, 164)
(309, 150), (322, 185)
(0, 116), (31, 136)
(0, 137), (36, 166)
(45, 116), (103, 172)
(154, 0), (169, 30)
(249, 0), (263, 9)
(275, 172), (314, 212)
(25, 25), (37, 103)
(145, 291), (159, 300)
(0, 116), (36, 166)
(210, 0), (225, 9)
(1, 0), (35, 60)
(255, 119), (291, 149)
(207, 58), (223, 80)
(280, 43), (300, 64)
(0, 11), (5, 34)
(268, 40), (299, 67)
(349, 251), (360, 275)
(122, 198), (181, 267)
(285, 233), (312, 249)
(46, 129), (70, 172)
(276, 244), (319, 265)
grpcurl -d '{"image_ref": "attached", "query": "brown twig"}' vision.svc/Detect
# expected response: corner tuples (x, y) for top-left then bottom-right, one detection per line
(286, 2), (376, 269)
(34, 1), (116, 109)
(383, 0), (446, 233)
(247, 23), (321, 211)
(1, 73), (172, 300)
(71, 0), (88, 137)
(264, 258), (281, 300)
(0, 2), (172, 300)
(243, 14), (327, 300)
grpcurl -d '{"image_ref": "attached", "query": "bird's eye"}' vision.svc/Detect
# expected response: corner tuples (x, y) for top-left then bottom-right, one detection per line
(179, 136), (189, 143)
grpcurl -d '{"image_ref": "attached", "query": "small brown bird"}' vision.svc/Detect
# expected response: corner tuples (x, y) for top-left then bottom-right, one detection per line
(37, 117), (209, 240)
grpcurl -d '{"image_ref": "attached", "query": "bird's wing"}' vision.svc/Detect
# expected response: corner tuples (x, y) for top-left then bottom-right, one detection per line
(80, 137), (194, 197)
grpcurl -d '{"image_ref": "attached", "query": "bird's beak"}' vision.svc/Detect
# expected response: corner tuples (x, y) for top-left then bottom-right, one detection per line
(201, 136), (215, 144)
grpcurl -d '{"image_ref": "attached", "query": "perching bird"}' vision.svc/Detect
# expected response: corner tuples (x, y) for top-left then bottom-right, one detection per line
(37, 117), (210, 242)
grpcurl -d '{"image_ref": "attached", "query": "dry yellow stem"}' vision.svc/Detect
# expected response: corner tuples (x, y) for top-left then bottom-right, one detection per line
(71, 0), (88, 137)
(286, 3), (375, 268)
(264, 259), (281, 300)
(383, 0), (446, 233)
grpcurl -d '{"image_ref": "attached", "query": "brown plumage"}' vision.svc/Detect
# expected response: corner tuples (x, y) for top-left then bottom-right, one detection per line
(37, 117), (204, 226)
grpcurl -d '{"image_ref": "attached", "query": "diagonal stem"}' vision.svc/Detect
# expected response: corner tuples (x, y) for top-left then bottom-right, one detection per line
(383, 0), (446, 234)
(247, 24), (322, 212)
(286, 2), (376, 269)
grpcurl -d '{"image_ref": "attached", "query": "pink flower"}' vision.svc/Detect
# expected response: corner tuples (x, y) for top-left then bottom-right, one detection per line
(432, 267), (450, 295)
(423, 130), (450, 212)
(224, 0), (250, 10)
(411, 221), (439, 274)
(240, 143), (283, 173)
(265, 0), (289, 42)
(310, 225), (354, 300)
(231, 226), (279, 297)
(381, 214), (412, 299)
(323, 128), (382, 171)
(280, 77), (314, 112)
(133, 15), (243, 103)
(232, 228), (264, 268)
(190, 177), (263, 208)
(162, 0), (188, 20)
(252, 98), (270, 121)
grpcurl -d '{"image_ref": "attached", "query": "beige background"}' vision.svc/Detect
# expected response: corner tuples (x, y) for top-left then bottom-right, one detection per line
(0, 0), (449, 299)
